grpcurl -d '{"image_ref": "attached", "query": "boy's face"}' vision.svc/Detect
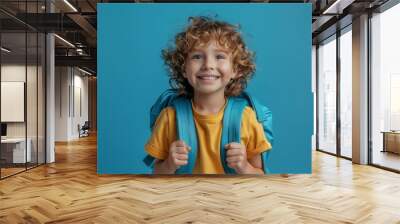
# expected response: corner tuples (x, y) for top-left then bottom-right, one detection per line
(184, 40), (238, 96)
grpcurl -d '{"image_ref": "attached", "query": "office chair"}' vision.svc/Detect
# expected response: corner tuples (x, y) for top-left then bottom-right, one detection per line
(79, 121), (90, 138)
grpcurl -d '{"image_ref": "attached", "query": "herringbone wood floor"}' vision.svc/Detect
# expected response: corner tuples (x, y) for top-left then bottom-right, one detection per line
(1, 134), (400, 224)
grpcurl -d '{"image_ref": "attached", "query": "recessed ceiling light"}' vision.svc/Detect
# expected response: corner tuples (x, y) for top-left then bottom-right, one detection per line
(54, 34), (75, 48)
(78, 67), (93, 76)
(1, 47), (11, 53)
(63, 0), (78, 12)
(322, 0), (354, 15)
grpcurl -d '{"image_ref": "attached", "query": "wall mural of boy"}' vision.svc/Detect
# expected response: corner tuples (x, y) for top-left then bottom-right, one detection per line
(98, 4), (312, 174)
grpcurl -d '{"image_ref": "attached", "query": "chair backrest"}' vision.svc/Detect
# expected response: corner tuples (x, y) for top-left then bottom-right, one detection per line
(82, 121), (90, 129)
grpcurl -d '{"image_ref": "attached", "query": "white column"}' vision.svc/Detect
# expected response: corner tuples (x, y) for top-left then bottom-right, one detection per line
(352, 14), (369, 164)
(46, 1), (55, 163)
(46, 33), (55, 163)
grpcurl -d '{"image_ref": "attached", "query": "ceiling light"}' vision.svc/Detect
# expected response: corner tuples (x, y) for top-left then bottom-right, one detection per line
(322, 0), (354, 15)
(323, 0), (341, 14)
(78, 67), (92, 76)
(63, 0), (78, 12)
(1, 47), (11, 53)
(54, 34), (75, 48)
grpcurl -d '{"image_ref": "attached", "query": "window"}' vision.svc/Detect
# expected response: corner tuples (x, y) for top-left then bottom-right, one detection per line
(318, 35), (337, 154)
(371, 2), (400, 171)
(339, 27), (352, 158)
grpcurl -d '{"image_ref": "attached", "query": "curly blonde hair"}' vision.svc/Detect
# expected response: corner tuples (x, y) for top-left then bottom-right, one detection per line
(162, 16), (256, 97)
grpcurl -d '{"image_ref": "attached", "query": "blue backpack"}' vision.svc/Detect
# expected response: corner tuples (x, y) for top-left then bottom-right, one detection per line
(143, 89), (273, 174)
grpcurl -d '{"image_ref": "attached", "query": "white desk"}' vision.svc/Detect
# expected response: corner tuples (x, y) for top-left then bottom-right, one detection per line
(1, 138), (32, 163)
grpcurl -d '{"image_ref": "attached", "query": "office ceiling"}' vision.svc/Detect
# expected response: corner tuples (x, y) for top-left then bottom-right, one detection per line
(0, 0), (392, 75)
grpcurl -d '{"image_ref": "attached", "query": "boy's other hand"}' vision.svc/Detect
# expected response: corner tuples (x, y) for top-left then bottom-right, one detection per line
(167, 140), (191, 170)
(225, 142), (249, 173)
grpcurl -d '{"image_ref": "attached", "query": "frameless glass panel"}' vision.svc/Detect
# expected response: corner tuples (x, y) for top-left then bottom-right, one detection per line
(24, 0), (40, 170)
(38, 32), (45, 165)
(339, 27), (352, 158)
(1, 31), (27, 178)
(371, 3), (400, 171)
(27, 31), (38, 169)
(318, 35), (337, 154)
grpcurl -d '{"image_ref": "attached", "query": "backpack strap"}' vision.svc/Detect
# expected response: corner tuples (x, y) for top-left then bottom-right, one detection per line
(143, 154), (156, 169)
(150, 89), (179, 130)
(240, 92), (273, 144)
(144, 90), (273, 174)
(239, 92), (273, 174)
(220, 97), (248, 174)
(144, 89), (179, 171)
(172, 97), (198, 174)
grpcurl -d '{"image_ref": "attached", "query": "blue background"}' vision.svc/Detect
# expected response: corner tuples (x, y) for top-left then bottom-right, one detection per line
(98, 3), (312, 174)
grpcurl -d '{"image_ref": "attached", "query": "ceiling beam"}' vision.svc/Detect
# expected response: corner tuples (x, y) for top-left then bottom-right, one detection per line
(67, 13), (97, 46)
(55, 55), (96, 71)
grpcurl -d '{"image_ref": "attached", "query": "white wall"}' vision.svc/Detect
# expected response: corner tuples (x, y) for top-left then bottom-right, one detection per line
(72, 73), (89, 138)
(1, 65), (26, 132)
(55, 66), (69, 141)
(55, 67), (89, 141)
(1, 82), (25, 122)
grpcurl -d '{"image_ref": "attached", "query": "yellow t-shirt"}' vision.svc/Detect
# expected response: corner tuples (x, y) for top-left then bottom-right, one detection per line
(145, 105), (271, 174)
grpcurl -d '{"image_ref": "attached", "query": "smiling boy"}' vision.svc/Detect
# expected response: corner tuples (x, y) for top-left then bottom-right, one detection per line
(145, 16), (271, 174)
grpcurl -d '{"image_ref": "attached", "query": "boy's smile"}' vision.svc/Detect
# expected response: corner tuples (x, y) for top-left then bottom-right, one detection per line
(197, 73), (220, 81)
(184, 41), (238, 95)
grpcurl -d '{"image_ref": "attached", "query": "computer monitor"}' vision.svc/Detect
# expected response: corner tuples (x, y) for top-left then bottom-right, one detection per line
(1, 123), (7, 137)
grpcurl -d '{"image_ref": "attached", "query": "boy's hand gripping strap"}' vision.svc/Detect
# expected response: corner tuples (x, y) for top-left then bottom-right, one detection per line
(173, 97), (198, 174)
(220, 98), (247, 174)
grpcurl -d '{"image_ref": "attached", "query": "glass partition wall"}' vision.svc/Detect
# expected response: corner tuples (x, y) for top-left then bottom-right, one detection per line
(0, 31), (27, 177)
(317, 26), (353, 159)
(0, 2), (46, 179)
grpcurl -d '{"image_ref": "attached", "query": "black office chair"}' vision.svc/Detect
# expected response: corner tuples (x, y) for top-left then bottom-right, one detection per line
(79, 121), (90, 138)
